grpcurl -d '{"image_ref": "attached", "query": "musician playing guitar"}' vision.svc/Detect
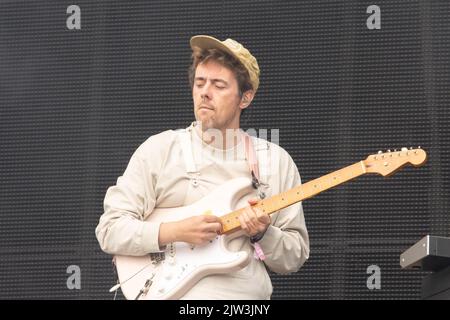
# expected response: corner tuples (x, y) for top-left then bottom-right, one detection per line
(95, 35), (310, 299)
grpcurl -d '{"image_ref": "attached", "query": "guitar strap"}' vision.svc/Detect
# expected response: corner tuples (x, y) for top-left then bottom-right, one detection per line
(243, 133), (268, 199)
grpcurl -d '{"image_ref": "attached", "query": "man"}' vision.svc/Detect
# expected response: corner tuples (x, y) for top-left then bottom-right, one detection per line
(95, 35), (309, 299)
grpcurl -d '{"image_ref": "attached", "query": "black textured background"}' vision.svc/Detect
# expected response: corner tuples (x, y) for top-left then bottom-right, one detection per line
(1, 0), (449, 299)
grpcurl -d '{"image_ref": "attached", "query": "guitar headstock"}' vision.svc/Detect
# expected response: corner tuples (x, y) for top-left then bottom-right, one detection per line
(364, 147), (427, 176)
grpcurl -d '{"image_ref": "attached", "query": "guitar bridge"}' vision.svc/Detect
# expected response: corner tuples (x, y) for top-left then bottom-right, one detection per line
(134, 274), (155, 300)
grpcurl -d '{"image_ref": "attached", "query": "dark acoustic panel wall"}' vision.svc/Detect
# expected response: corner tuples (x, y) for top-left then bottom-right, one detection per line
(0, 0), (449, 299)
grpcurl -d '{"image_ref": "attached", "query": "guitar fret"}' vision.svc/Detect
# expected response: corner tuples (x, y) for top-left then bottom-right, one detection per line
(221, 161), (367, 234)
(221, 209), (242, 233)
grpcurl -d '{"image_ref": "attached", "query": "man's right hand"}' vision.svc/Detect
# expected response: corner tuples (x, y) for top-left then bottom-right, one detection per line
(158, 215), (222, 247)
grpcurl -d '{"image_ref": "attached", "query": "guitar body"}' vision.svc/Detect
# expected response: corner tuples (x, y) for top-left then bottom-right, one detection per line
(114, 177), (255, 300)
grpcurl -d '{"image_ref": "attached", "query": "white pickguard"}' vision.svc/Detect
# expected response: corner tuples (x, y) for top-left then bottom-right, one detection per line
(113, 177), (255, 300)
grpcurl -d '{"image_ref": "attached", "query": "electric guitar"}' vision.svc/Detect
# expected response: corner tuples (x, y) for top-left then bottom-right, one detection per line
(111, 147), (427, 299)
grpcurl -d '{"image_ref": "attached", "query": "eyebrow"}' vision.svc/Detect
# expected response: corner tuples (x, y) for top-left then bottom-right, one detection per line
(194, 77), (228, 86)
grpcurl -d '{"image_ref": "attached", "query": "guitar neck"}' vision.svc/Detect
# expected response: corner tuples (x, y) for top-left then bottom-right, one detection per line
(220, 161), (367, 234)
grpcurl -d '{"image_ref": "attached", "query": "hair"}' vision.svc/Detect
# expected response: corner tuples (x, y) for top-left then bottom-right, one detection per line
(188, 47), (253, 98)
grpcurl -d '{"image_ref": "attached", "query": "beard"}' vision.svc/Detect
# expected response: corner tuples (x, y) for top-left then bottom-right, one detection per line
(195, 108), (217, 131)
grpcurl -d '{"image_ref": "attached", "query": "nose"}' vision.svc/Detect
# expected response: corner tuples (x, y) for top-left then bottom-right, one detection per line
(200, 83), (212, 101)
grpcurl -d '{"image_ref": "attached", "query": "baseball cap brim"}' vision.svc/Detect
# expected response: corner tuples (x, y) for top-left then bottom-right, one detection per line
(190, 35), (237, 60)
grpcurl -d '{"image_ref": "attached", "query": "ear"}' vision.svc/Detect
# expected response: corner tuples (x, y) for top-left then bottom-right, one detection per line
(239, 90), (255, 110)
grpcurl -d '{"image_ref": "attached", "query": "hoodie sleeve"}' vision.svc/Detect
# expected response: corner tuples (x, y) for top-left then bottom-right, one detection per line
(256, 148), (310, 274)
(95, 138), (164, 256)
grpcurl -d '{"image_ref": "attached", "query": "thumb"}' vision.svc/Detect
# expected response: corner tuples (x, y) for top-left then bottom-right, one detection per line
(247, 197), (259, 205)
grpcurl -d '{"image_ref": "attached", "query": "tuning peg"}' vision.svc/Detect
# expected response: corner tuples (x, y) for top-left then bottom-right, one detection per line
(410, 147), (413, 150)
(387, 149), (391, 153)
(394, 149), (397, 152)
(418, 146), (421, 149)
(401, 147), (408, 152)
(378, 150), (382, 154)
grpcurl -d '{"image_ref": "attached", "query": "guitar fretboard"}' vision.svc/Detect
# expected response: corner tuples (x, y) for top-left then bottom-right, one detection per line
(220, 161), (367, 234)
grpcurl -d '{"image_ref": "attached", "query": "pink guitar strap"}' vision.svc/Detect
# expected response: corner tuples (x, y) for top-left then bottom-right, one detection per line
(243, 133), (266, 199)
(243, 133), (260, 181)
(243, 132), (267, 260)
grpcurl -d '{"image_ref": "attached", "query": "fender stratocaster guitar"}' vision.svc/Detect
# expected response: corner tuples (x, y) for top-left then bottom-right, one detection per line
(111, 147), (427, 299)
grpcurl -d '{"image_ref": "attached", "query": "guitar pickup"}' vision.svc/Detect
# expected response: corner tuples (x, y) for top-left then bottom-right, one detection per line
(149, 252), (165, 263)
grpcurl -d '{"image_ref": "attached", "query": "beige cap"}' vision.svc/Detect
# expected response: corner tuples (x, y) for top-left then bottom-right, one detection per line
(190, 35), (260, 92)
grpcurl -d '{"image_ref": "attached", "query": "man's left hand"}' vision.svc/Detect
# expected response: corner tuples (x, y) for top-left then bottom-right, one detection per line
(239, 197), (271, 237)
